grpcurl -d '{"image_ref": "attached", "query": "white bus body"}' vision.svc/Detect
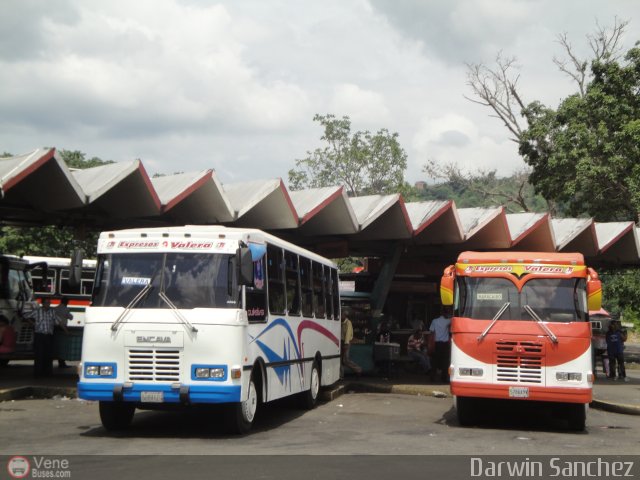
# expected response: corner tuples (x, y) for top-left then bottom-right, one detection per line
(78, 226), (341, 433)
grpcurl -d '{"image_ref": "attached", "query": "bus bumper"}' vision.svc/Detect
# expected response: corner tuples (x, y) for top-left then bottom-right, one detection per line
(77, 382), (241, 404)
(450, 381), (592, 404)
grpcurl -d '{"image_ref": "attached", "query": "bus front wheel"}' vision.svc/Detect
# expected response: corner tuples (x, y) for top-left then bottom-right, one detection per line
(227, 377), (258, 434)
(566, 403), (586, 431)
(99, 401), (135, 431)
(456, 396), (476, 427)
(298, 361), (320, 409)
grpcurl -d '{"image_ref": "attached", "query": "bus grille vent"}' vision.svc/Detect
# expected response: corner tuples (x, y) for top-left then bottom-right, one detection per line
(495, 341), (543, 383)
(127, 349), (181, 382)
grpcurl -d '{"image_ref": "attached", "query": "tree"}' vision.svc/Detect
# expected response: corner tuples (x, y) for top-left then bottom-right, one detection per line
(289, 114), (408, 196)
(59, 149), (114, 169)
(421, 160), (548, 213)
(465, 19), (638, 221)
(520, 44), (640, 221)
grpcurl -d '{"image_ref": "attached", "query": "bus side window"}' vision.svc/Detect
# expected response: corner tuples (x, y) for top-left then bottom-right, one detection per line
(31, 267), (55, 295)
(267, 246), (285, 315)
(246, 255), (267, 322)
(284, 251), (300, 316)
(324, 265), (333, 319)
(312, 262), (325, 318)
(300, 258), (313, 317)
(332, 269), (340, 320)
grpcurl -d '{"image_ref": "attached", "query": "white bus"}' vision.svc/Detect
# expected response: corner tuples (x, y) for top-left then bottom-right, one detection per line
(24, 256), (96, 327)
(78, 226), (341, 433)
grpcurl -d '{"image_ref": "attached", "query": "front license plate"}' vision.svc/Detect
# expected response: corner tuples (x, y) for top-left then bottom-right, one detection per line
(141, 391), (164, 403)
(509, 386), (529, 398)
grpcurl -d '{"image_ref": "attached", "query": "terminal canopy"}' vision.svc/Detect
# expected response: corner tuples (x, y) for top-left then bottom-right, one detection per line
(1, 148), (639, 268)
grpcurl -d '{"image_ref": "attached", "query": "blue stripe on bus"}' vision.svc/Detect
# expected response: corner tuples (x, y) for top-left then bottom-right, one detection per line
(77, 382), (241, 403)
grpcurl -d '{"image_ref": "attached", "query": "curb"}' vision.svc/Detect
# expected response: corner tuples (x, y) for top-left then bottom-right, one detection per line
(0, 386), (77, 402)
(590, 399), (640, 416)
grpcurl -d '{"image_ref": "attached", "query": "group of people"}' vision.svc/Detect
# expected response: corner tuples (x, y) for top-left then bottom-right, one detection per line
(0, 297), (74, 377)
(340, 306), (452, 383)
(406, 306), (452, 383)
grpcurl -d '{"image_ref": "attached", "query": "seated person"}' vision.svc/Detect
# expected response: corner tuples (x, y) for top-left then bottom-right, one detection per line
(407, 329), (430, 374)
(0, 315), (17, 354)
(377, 319), (391, 343)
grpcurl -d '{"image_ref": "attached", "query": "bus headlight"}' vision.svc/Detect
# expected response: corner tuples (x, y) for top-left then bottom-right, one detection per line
(556, 372), (582, 382)
(193, 365), (227, 380)
(458, 367), (483, 377)
(85, 363), (116, 378)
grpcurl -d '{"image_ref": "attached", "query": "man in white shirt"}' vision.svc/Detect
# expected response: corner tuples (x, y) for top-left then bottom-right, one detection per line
(429, 306), (452, 383)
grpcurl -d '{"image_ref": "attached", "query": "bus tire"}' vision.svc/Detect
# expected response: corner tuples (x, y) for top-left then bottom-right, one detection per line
(456, 396), (476, 427)
(99, 401), (135, 431)
(298, 361), (320, 410)
(567, 403), (586, 431)
(227, 377), (258, 435)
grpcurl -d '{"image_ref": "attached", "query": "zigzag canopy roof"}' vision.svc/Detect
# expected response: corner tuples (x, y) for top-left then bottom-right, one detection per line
(1, 148), (638, 267)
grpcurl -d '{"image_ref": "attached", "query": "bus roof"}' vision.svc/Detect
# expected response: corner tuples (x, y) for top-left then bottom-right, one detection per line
(22, 256), (97, 268)
(456, 251), (585, 266)
(98, 225), (337, 267)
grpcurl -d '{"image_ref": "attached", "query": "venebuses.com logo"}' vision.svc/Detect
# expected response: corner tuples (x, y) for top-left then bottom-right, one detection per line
(7, 456), (30, 479)
(6, 456), (71, 478)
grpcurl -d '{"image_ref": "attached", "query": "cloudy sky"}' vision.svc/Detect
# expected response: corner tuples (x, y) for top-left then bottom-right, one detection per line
(1, 1), (638, 188)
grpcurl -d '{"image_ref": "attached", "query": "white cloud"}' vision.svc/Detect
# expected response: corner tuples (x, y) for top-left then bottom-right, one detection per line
(0, 0), (638, 186)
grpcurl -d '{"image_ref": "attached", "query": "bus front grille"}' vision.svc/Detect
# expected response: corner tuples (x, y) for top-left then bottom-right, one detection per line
(495, 341), (543, 383)
(127, 349), (181, 382)
(496, 355), (543, 383)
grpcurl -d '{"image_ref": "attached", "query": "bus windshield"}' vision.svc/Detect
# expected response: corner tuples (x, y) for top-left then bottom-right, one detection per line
(457, 277), (587, 322)
(92, 253), (238, 309)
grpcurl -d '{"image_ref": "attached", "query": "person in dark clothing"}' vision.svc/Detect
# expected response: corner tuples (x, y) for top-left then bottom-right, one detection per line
(606, 320), (627, 381)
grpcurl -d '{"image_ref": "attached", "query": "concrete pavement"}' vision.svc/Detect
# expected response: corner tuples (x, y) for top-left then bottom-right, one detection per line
(1, 360), (639, 415)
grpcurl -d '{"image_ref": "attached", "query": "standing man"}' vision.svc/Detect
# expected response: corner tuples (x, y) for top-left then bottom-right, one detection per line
(429, 306), (452, 383)
(606, 320), (627, 381)
(341, 309), (362, 377)
(25, 298), (67, 377)
(54, 297), (74, 368)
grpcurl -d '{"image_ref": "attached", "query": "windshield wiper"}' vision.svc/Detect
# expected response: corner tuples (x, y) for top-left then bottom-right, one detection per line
(159, 291), (198, 333)
(111, 282), (154, 331)
(524, 304), (558, 343)
(477, 302), (510, 341)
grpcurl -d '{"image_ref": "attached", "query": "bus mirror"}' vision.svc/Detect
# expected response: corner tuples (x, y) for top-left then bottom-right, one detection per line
(69, 248), (84, 288)
(440, 265), (455, 306)
(238, 247), (254, 286)
(586, 268), (602, 311)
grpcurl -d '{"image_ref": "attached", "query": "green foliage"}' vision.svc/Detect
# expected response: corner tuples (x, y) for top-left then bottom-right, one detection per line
(601, 268), (640, 330)
(59, 149), (114, 169)
(520, 44), (640, 221)
(412, 169), (549, 213)
(0, 226), (99, 258)
(289, 114), (408, 196)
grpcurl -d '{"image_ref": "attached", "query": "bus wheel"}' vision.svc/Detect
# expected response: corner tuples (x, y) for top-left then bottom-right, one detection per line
(567, 403), (586, 431)
(456, 396), (476, 427)
(99, 401), (135, 431)
(227, 377), (258, 435)
(299, 361), (320, 409)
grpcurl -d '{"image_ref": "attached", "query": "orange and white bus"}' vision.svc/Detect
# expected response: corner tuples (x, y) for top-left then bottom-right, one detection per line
(440, 251), (602, 431)
(24, 256), (96, 327)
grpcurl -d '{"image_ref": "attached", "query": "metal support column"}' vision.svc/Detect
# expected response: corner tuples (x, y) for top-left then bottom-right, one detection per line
(370, 243), (403, 320)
